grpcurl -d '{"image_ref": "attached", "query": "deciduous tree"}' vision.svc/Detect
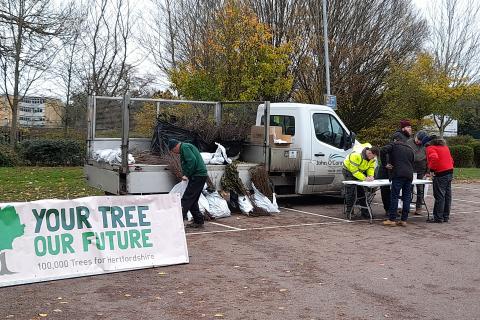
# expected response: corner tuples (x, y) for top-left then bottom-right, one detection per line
(385, 53), (480, 137)
(168, 0), (292, 101)
(0, 0), (73, 145)
(427, 0), (480, 83)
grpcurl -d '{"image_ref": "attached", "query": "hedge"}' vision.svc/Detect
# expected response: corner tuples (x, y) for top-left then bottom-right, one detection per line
(470, 143), (480, 168)
(449, 145), (474, 168)
(17, 139), (85, 166)
(446, 135), (476, 146)
(0, 144), (22, 167)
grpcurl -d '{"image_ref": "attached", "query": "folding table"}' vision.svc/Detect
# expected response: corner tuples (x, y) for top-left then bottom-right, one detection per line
(342, 179), (433, 223)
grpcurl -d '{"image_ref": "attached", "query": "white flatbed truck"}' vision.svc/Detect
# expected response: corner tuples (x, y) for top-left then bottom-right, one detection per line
(84, 96), (357, 195)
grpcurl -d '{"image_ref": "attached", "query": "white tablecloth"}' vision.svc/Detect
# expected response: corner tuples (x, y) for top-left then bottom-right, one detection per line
(342, 179), (432, 187)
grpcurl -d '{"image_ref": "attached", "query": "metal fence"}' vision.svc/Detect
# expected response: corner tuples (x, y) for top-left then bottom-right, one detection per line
(89, 96), (264, 143)
(0, 128), (28, 144)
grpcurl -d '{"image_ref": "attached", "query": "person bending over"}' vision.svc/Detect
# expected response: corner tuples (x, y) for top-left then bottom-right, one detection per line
(169, 139), (208, 229)
(343, 147), (379, 218)
(423, 136), (454, 223)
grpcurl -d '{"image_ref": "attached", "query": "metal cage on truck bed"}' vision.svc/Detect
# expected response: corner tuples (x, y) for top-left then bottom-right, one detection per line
(84, 95), (275, 194)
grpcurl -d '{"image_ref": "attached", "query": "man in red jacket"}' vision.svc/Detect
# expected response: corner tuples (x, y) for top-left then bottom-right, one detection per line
(423, 135), (454, 223)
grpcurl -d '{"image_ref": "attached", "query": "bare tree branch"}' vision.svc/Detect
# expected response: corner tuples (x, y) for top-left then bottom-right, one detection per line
(0, 0), (74, 144)
(427, 0), (480, 83)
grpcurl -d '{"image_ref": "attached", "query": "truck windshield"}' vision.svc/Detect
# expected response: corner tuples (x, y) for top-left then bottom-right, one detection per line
(312, 113), (347, 149)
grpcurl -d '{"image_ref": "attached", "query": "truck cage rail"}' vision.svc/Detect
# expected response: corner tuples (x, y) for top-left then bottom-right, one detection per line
(87, 95), (273, 192)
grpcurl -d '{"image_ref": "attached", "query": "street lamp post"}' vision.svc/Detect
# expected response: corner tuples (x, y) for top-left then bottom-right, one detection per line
(322, 0), (331, 96)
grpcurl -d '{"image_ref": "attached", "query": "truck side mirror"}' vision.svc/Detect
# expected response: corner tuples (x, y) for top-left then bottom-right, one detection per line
(344, 132), (356, 150)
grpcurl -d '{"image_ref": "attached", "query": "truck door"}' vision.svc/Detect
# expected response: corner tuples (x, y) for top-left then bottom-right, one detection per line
(309, 112), (351, 192)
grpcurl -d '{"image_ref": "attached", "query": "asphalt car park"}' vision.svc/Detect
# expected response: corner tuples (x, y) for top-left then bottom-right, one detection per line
(2, 183), (480, 320)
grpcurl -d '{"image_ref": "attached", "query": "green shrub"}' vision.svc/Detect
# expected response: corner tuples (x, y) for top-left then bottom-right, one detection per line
(0, 144), (22, 166)
(449, 145), (474, 168)
(446, 135), (476, 146)
(17, 139), (85, 166)
(470, 143), (480, 168)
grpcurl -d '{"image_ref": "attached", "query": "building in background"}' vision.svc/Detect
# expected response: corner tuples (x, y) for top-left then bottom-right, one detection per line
(0, 95), (64, 128)
(424, 115), (458, 137)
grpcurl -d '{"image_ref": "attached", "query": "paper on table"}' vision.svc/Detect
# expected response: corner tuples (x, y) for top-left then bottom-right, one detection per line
(342, 179), (432, 187)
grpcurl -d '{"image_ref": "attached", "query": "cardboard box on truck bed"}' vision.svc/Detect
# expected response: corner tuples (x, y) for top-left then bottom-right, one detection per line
(250, 126), (283, 144)
(273, 134), (292, 147)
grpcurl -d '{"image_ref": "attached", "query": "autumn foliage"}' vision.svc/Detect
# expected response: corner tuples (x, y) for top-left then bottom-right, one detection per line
(169, 0), (292, 102)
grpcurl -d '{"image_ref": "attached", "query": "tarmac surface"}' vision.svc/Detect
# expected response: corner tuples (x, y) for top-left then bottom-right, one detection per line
(1, 182), (480, 320)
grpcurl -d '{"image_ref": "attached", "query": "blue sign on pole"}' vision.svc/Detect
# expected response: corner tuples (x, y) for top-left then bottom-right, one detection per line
(325, 94), (337, 109)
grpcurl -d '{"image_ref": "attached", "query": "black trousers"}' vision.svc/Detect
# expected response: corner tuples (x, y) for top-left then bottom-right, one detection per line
(432, 173), (453, 221)
(181, 176), (207, 224)
(343, 169), (367, 215)
(412, 171), (426, 209)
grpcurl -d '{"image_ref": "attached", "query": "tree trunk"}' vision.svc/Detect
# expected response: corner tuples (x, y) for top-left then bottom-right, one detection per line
(0, 251), (14, 275)
(9, 96), (19, 146)
(10, 2), (24, 147)
(439, 118), (445, 138)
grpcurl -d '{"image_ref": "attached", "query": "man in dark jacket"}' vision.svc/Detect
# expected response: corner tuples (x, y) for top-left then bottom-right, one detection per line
(381, 140), (415, 227)
(424, 136), (454, 223)
(407, 130), (428, 215)
(376, 120), (413, 215)
(169, 139), (208, 228)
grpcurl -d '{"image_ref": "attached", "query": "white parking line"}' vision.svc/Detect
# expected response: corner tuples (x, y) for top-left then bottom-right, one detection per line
(208, 221), (244, 231)
(187, 228), (245, 235)
(280, 207), (352, 222)
(452, 186), (480, 191)
(450, 210), (480, 214)
(452, 198), (480, 204)
(187, 220), (346, 235)
(247, 221), (346, 230)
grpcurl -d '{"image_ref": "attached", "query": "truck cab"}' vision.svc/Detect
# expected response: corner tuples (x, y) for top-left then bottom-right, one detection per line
(253, 103), (355, 195)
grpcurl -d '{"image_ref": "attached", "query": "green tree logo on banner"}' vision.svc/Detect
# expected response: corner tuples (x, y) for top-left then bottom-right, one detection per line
(0, 206), (25, 275)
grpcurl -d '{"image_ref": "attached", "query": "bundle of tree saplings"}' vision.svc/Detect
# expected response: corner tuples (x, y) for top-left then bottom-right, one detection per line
(160, 152), (183, 181)
(249, 165), (273, 201)
(221, 161), (270, 216)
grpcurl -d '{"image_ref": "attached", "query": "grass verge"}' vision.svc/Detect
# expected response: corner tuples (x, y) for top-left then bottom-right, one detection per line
(454, 168), (480, 181)
(0, 167), (103, 203)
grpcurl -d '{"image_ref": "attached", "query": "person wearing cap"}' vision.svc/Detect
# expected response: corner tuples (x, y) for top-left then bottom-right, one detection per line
(376, 119), (414, 215)
(381, 138), (415, 227)
(423, 135), (454, 223)
(342, 146), (380, 218)
(392, 120), (413, 142)
(407, 130), (428, 215)
(168, 139), (208, 228)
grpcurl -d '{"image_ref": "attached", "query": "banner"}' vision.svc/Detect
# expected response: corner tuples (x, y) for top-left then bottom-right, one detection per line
(0, 194), (188, 287)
